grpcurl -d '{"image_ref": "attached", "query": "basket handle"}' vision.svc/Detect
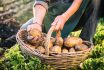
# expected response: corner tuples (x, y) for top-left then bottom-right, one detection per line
(45, 25), (61, 55)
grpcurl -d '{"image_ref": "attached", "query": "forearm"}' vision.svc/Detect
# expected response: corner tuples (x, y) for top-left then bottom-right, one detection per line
(62, 0), (82, 23)
(33, 4), (46, 25)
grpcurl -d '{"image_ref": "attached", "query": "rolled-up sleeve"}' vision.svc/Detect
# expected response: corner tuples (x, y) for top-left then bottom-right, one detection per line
(34, 0), (50, 11)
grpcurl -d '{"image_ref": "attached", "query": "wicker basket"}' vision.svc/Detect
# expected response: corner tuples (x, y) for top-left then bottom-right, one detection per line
(16, 26), (93, 69)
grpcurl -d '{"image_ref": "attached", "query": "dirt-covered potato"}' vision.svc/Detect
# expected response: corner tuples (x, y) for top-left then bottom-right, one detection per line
(48, 41), (53, 48)
(62, 48), (68, 53)
(75, 44), (88, 51)
(27, 36), (35, 43)
(37, 46), (45, 53)
(50, 46), (61, 54)
(27, 27), (48, 46)
(26, 43), (36, 49)
(64, 37), (83, 48)
(28, 28), (42, 37)
(27, 33), (47, 47)
(27, 36), (41, 46)
(50, 37), (56, 44)
(69, 48), (75, 52)
(42, 33), (46, 37)
(27, 35), (34, 40)
(55, 37), (63, 47)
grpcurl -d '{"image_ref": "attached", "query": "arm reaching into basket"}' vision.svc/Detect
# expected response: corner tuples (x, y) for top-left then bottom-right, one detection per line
(27, 4), (47, 32)
(27, 0), (82, 32)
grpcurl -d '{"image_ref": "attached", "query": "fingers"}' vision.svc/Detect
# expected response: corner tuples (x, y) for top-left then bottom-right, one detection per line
(27, 24), (35, 32)
(52, 20), (61, 31)
(51, 15), (65, 31)
(27, 24), (42, 32)
(51, 19), (58, 26)
(51, 17), (60, 31)
(27, 25), (32, 32)
(55, 21), (61, 31)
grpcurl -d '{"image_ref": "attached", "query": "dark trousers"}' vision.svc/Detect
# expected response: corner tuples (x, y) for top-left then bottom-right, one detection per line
(78, 0), (99, 43)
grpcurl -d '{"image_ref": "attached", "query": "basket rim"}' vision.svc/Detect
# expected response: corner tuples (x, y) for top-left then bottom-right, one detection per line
(16, 29), (94, 58)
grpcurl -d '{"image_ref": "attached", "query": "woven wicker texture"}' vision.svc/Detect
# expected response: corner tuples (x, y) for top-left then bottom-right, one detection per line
(16, 27), (93, 69)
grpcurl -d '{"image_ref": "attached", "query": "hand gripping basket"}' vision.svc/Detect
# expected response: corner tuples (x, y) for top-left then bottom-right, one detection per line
(16, 26), (93, 69)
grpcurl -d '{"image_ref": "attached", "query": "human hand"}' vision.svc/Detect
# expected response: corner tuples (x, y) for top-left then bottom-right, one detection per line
(27, 23), (42, 32)
(51, 15), (67, 31)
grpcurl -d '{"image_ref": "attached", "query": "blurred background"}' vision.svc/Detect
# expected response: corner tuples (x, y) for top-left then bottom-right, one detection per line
(0, 0), (33, 47)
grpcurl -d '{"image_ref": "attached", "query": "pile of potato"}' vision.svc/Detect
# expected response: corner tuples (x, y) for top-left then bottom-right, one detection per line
(27, 29), (89, 54)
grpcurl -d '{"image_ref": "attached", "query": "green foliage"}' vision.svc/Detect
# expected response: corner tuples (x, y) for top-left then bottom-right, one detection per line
(82, 19), (104, 70)
(102, 40), (104, 46)
(0, 48), (3, 53)
(93, 20), (104, 45)
(82, 57), (104, 70)
(70, 30), (81, 37)
(0, 44), (47, 70)
(90, 45), (104, 58)
(82, 45), (104, 70)
(93, 19), (104, 46)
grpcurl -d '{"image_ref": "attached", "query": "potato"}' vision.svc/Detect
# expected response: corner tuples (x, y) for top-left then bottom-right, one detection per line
(26, 43), (36, 49)
(69, 48), (75, 52)
(50, 46), (61, 54)
(55, 37), (63, 47)
(27, 36), (37, 44)
(27, 35), (46, 47)
(42, 33), (46, 37)
(50, 37), (56, 44)
(49, 41), (53, 48)
(62, 48), (68, 53)
(37, 46), (45, 53)
(75, 44), (88, 51)
(64, 37), (83, 48)
(27, 28), (43, 46)
(28, 29), (42, 37)
(27, 36), (34, 40)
